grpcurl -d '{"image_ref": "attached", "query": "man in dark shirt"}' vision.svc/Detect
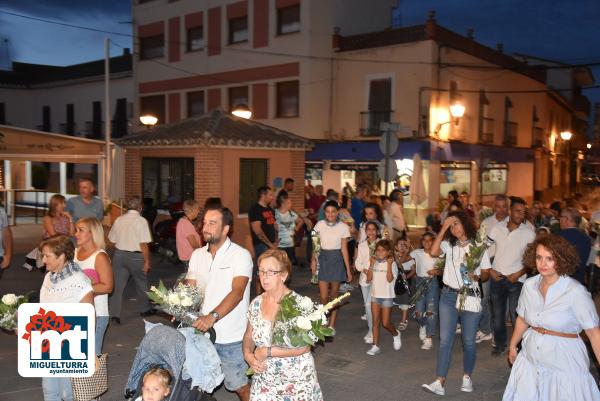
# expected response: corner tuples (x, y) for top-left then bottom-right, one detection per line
(558, 207), (591, 285)
(249, 186), (277, 294)
(351, 184), (369, 229)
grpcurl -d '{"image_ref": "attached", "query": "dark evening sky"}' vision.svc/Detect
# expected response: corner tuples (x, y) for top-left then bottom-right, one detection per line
(1, 0), (599, 103)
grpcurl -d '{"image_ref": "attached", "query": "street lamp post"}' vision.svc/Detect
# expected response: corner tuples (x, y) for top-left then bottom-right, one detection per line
(140, 115), (158, 128)
(232, 104), (252, 119)
(434, 101), (466, 137)
(560, 131), (573, 194)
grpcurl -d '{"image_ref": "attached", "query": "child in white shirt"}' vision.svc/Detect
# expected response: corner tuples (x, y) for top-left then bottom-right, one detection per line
(365, 239), (402, 355)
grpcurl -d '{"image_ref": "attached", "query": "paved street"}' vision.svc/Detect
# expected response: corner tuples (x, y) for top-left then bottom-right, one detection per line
(3, 224), (512, 401)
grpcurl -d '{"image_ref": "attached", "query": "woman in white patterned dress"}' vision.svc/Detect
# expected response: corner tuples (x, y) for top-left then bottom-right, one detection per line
(243, 249), (323, 401)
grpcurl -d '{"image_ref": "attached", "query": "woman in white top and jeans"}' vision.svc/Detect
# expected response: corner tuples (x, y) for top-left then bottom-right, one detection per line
(39, 235), (94, 401)
(422, 211), (490, 396)
(74, 217), (113, 354)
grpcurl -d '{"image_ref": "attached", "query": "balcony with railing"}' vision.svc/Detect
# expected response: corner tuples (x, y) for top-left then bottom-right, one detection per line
(479, 117), (495, 144)
(503, 121), (518, 146)
(58, 122), (77, 136)
(359, 110), (392, 137)
(533, 127), (546, 148)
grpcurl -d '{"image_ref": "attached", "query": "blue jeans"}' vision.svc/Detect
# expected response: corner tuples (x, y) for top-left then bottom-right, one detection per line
(360, 284), (373, 333)
(490, 278), (523, 349)
(42, 377), (73, 401)
(436, 288), (482, 378)
(96, 315), (109, 355)
(478, 279), (492, 334)
(415, 277), (439, 337)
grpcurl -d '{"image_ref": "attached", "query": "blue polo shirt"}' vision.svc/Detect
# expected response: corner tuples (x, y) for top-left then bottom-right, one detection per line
(558, 228), (591, 285)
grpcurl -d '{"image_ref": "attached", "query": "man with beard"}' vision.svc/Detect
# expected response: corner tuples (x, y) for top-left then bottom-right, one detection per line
(186, 206), (253, 401)
(488, 197), (535, 355)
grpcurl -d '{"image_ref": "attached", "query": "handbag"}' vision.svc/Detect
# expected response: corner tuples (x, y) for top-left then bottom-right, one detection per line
(455, 293), (482, 313)
(71, 353), (108, 401)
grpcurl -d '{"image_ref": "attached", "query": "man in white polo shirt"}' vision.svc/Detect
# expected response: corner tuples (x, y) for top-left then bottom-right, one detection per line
(187, 206), (252, 401)
(108, 196), (154, 324)
(475, 194), (510, 344)
(488, 197), (535, 356)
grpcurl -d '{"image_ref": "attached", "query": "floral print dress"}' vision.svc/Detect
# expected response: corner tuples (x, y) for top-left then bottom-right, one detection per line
(248, 292), (323, 401)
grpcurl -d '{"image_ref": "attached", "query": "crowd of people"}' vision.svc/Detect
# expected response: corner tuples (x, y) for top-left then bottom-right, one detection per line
(3, 176), (600, 401)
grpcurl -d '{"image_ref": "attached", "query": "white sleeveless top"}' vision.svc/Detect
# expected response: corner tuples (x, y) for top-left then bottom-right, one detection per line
(75, 249), (109, 316)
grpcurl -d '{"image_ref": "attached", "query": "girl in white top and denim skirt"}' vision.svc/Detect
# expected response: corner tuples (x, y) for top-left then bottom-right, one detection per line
(311, 200), (352, 333)
(365, 239), (402, 355)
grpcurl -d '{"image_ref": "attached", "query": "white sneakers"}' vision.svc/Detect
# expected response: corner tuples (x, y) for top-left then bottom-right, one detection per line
(421, 337), (433, 350)
(419, 325), (427, 341)
(422, 376), (472, 395)
(475, 330), (493, 344)
(461, 375), (473, 392)
(393, 333), (402, 350)
(422, 380), (445, 396)
(360, 314), (367, 321)
(366, 333), (401, 354)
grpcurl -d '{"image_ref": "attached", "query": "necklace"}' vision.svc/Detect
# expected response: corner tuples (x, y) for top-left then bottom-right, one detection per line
(457, 239), (470, 247)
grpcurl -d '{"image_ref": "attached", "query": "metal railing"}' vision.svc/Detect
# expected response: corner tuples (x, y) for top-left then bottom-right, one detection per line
(479, 117), (495, 144)
(503, 121), (518, 146)
(359, 110), (392, 137)
(0, 189), (51, 226)
(533, 127), (546, 148)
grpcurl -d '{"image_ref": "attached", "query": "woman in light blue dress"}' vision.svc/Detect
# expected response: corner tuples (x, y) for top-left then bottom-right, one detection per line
(503, 235), (600, 401)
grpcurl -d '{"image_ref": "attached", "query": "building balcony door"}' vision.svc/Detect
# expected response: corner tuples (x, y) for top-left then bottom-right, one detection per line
(142, 157), (194, 207)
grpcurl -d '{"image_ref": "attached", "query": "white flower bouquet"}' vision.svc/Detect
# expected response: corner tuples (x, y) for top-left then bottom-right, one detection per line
(272, 292), (350, 348)
(147, 281), (203, 326)
(247, 291), (351, 376)
(0, 293), (30, 331)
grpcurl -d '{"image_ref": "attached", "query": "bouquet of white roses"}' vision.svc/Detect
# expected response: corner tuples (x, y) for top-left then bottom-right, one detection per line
(0, 293), (30, 331)
(247, 291), (351, 375)
(272, 292), (350, 348)
(147, 281), (203, 326)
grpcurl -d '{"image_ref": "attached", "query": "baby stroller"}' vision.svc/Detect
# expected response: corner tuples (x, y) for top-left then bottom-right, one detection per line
(124, 325), (217, 401)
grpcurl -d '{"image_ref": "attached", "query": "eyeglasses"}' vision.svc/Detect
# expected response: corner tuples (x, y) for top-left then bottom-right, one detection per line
(258, 270), (281, 277)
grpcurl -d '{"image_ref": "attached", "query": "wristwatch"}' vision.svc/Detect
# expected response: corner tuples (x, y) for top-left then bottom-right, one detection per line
(209, 311), (220, 322)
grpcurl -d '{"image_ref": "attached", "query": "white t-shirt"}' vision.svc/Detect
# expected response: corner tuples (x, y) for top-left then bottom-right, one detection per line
(186, 238), (253, 344)
(488, 221), (535, 281)
(410, 249), (437, 278)
(355, 240), (375, 286)
(40, 270), (93, 303)
(440, 240), (491, 290)
(401, 258), (415, 272)
(74, 248), (109, 316)
(481, 214), (509, 258)
(314, 220), (350, 250)
(370, 259), (398, 299)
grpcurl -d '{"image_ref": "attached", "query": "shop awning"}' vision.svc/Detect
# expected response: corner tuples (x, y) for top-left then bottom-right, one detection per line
(307, 138), (534, 164)
(306, 139), (431, 161)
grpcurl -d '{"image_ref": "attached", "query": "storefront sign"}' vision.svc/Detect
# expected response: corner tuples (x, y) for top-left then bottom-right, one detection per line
(330, 163), (378, 171)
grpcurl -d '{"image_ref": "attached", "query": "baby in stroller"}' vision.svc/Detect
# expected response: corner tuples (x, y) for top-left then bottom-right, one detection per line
(125, 324), (219, 401)
(136, 368), (173, 401)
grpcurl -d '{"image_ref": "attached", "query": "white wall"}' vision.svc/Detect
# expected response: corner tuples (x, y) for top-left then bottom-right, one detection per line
(0, 74), (133, 137)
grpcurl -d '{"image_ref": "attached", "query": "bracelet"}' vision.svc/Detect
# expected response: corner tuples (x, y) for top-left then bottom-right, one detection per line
(267, 346), (272, 358)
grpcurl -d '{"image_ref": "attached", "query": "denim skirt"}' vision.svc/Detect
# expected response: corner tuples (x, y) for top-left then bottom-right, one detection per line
(318, 249), (346, 282)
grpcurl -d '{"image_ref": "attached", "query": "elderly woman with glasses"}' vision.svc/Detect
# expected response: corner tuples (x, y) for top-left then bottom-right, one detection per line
(243, 249), (323, 401)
